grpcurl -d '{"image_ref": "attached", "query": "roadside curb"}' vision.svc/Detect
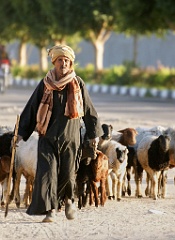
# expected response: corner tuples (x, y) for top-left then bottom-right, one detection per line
(86, 84), (175, 100)
(8, 78), (175, 100)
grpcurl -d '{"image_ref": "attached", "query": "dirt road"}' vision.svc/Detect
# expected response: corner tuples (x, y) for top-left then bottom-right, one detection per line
(0, 88), (175, 240)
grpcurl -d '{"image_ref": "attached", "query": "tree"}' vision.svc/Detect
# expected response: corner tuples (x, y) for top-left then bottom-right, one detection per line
(64, 0), (117, 72)
(0, 0), (18, 43)
(112, 0), (175, 66)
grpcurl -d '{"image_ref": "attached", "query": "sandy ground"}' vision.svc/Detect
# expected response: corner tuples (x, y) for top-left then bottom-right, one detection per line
(0, 88), (175, 240)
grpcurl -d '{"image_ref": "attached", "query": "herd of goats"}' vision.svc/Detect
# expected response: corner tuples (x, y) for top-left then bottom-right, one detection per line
(0, 123), (175, 212)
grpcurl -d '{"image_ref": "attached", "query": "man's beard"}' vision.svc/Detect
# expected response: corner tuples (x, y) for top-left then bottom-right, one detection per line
(60, 67), (69, 76)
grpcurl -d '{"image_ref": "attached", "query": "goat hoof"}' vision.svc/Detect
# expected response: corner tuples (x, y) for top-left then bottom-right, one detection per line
(117, 198), (121, 202)
(138, 195), (142, 198)
(122, 191), (125, 196)
(108, 196), (115, 200)
(145, 189), (149, 196)
(16, 203), (20, 208)
(127, 189), (131, 196)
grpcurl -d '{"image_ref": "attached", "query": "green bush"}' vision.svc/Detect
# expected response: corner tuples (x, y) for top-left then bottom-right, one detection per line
(75, 64), (95, 83)
(11, 64), (47, 80)
(10, 63), (175, 89)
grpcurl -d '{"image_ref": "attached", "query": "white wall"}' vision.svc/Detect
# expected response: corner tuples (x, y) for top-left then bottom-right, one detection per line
(6, 31), (175, 68)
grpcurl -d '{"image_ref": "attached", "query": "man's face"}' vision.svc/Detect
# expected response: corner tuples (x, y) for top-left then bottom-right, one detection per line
(54, 56), (71, 77)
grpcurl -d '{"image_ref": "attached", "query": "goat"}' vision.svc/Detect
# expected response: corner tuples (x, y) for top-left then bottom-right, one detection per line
(136, 134), (171, 200)
(101, 124), (138, 197)
(0, 155), (11, 206)
(14, 131), (38, 207)
(76, 131), (108, 209)
(98, 138), (128, 201)
(76, 150), (108, 209)
(0, 132), (15, 206)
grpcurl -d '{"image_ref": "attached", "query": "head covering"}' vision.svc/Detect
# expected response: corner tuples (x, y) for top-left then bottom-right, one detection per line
(47, 45), (75, 63)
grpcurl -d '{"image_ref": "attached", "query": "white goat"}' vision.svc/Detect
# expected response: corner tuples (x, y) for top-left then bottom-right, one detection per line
(98, 139), (128, 201)
(14, 131), (38, 207)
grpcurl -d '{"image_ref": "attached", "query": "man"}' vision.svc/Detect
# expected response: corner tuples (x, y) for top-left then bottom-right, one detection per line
(17, 45), (103, 222)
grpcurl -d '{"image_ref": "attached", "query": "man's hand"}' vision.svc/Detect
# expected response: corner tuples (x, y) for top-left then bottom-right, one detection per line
(89, 137), (99, 149)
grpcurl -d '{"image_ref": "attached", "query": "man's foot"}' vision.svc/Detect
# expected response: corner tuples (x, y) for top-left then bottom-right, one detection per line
(65, 199), (77, 220)
(42, 210), (55, 223)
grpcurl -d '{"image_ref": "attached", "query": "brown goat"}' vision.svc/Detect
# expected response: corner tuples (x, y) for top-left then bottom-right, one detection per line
(0, 155), (10, 182)
(76, 150), (108, 208)
(113, 127), (138, 197)
(117, 128), (138, 146)
(0, 155), (11, 206)
(0, 132), (16, 206)
(90, 150), (109, 207)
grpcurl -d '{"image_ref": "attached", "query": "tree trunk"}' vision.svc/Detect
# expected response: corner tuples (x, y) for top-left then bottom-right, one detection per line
(18, 42), (27, 67)
(133, 34), (138, 66)
(39, 47), (48, 72)
(90, 29), (111, 72)
(93, 40), (104, 72)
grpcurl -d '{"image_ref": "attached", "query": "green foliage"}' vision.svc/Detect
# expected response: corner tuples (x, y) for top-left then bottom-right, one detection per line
(11, 64), (46, 79)
(11, 63), (175, 90)
(75, 64), (95, 83)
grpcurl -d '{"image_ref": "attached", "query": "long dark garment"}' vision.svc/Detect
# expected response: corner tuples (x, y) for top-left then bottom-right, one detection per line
(27, 119), (81, 215)
(18, 76), (103, 215)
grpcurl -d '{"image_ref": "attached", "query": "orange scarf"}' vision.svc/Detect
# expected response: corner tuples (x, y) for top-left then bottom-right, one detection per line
(36, 69), (84, 135)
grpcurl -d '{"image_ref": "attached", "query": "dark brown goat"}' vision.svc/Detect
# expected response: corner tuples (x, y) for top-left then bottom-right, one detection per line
(76, 150), (108, 209)
(90, 150), (108, 207)
(0, 155), (11, 206)
(0, 132), (15, 206)
(0, 155), (11, 182)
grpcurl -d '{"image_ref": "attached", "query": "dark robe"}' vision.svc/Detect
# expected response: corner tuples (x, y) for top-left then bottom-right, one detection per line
(17, 76), (103, 215)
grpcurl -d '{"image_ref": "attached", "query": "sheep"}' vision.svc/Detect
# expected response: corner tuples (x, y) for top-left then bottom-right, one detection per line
(136, 134), (171, 200)
(0, 126), (12, 135)
(122, 146), (137, 196)
(98, 138), (128, 201)
(101, 124), (113, 141)
(116, 128), (137, 197)
(130, 126), (175, 199)
(135, 125), (166, 149)
(0, 130), (38, 208)
(101, 124), (138, 197)
(14, 131), (38, 207)
(113, 127), (138, 146)
(164, 127), (175, 167)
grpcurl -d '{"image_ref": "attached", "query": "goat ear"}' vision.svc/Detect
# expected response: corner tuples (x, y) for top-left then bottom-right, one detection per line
(119, 129), (126, 134)
(109, 125), (113, 130)
(158, 135), (163, 141)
